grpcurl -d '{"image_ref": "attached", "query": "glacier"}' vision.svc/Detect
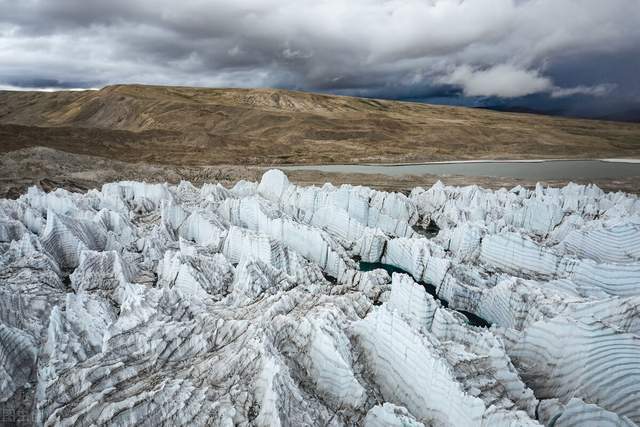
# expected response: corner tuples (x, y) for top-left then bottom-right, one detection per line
(1, 169), (639, 426)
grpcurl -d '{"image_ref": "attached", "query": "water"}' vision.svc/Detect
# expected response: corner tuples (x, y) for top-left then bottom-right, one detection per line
(282, 160), (640, 180)
(359, 262), (491, 328)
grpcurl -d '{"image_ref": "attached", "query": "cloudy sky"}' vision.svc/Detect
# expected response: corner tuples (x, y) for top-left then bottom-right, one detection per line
(1, 0), (639, 120)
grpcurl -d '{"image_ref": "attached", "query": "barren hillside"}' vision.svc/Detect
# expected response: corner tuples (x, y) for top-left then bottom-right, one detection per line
(2, 84), (640, 165)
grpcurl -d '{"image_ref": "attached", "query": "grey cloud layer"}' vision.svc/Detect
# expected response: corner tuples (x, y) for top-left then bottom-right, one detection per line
(0, 0), (639, 106)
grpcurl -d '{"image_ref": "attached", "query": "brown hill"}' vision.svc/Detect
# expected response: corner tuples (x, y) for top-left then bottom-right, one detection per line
(1, 84), (640, 165)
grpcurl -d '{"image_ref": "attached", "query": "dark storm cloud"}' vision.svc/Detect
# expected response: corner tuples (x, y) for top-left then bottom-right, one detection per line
(1, 0), (639, 118)
(5, 78), (91, 89)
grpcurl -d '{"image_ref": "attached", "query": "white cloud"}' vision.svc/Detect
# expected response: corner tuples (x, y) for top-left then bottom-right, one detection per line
(440, 64), (552, 98)
(438, 64), (619, 100)
(551, 83), (617, 98)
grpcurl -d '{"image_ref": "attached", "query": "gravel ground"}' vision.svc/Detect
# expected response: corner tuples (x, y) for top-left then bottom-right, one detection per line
(2, 147), (639, 198)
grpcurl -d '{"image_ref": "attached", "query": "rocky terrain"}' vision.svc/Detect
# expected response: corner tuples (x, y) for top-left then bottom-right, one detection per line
(1, 169), (639, 426)
(2, 85), (640, 165)
(4, 146), (640, 201)
(1, 85), (639, 199)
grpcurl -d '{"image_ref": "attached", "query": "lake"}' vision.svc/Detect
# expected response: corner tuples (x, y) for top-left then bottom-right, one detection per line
(281, 160), (640, 180)
(359, 261), (491, 328)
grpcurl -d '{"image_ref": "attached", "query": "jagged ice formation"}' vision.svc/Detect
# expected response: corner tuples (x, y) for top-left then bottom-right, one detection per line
(1, 169), (639, 426)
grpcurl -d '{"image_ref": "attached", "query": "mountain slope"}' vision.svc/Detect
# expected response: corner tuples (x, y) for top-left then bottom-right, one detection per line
(1, 84), (640, 165)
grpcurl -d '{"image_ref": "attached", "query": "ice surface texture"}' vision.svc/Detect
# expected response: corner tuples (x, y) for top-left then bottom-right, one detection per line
(1, 169), (639, 426)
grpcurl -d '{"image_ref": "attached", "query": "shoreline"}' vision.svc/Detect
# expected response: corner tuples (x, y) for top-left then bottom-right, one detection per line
(279, 158), (640, 167)
(1, 147), (639, 198)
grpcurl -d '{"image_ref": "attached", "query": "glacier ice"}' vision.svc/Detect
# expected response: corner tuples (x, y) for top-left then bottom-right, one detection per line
(0, 169), (639, 426)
